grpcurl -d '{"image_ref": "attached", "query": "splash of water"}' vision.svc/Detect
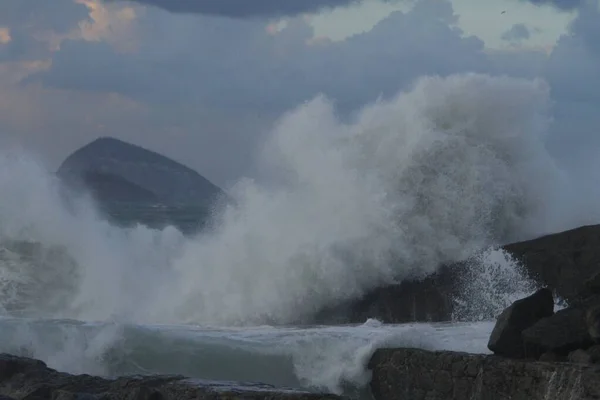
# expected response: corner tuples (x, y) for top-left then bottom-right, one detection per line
(451, 248), (539, 321)
(0, 73), (579, 326)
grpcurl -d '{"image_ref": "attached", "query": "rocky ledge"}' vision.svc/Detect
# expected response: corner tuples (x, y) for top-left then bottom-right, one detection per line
(0, 354), (339, 400)
(367, 273), (600, 400)
(369, 347), (593, 400)
(323, 224), (600, 324)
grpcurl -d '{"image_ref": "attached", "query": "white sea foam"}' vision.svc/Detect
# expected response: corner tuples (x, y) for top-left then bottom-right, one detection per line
(0, 73), (585, 327)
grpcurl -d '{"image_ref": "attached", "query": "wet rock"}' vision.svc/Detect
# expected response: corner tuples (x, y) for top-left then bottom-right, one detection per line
(369, 347), (594, 400)
(0, 354), (339, 400)
(326, 224), (600, 324)
(579, 271), (600, 299)
(487, 288), (554, 358)
(503, 224), (600, 303)
(522, 307), (593, 357)
(538, 351), (564, 362)
(569, 349), (592, 364)
(583, 345), (600, 364)
(586, 303), (600, 342)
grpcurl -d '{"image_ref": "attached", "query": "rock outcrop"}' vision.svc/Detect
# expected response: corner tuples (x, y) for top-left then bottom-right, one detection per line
(57, 137), (227, 233)
(487, 288), (554, 358)
(328, 224), (600, 324)
(367, 287), (600, 400)
(368, 347), (593, 400)
(0, 353), (339, 400)
(487, 277), (600, 361)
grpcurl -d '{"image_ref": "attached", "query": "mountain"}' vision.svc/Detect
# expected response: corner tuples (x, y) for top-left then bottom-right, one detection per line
(57, 137), (227, 233)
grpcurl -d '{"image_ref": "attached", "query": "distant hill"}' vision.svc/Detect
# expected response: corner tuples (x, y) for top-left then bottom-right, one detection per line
(57, 137), (227, 233)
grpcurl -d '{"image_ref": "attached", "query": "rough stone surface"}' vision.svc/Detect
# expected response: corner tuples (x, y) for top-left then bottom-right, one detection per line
(369, 347), (598, 400)
(487, 288), (554, 358)
(569, 349), (592, 364)
(0, 354), (339, 400)
(580, 271), (600, 299)
(522, 307), (593, 357)
(503, 225), (600, 303)
(587, 345), (600, 363)
(538, 352), (564, 362)
(586, 303), (600, 342)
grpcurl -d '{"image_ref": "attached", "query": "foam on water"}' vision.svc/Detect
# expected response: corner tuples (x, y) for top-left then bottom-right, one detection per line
(0, 316), (494, 396)
(0, 72), (593, 394)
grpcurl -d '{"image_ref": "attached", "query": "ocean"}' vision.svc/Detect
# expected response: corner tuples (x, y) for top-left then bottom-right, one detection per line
(0, 74), (587, 398)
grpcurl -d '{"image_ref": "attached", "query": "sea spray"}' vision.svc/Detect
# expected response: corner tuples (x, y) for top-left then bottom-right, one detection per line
(452, 248), (539, 321)
(0, 73), (574, 327)
(150, 73), (564, 325)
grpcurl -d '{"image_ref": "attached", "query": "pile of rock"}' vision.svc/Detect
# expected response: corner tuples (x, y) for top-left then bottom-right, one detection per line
(488, 272), (600, 364)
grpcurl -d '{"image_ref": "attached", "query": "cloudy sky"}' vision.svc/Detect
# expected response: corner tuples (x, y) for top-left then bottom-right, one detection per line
(0, 0), (597, 186)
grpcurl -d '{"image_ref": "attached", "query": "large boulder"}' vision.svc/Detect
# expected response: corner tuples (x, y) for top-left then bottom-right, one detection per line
(487, 288), (554, 358)
(0, 353), (339, 400)
(521, 307), (593, 358)
(369, 347), (597, 400)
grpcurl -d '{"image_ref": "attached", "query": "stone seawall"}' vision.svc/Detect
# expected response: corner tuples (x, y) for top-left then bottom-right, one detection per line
(369, 347), (597, 400)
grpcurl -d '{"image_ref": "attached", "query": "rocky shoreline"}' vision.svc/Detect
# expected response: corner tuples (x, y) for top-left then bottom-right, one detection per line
(5, 224), (600, 400)
(320, 224), (600, 324)
(0, 353), (339, 400)
(366, 224), (600, 400)
(369, 347), (592, 400)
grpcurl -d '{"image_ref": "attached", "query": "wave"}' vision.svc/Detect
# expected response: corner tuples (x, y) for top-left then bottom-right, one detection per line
(0, 316), (494, 396)
(0, 72), (586, 327)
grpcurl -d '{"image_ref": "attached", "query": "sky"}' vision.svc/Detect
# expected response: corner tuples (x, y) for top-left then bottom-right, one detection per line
(0, 0), (598, 186)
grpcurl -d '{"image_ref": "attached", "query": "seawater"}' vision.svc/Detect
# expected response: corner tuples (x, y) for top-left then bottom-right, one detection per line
(0, 316), (495, 396)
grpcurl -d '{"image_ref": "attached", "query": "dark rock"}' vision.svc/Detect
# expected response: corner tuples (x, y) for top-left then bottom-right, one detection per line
(538, 351), (563, 362)
(579, 271), (600, 299)
(325, 224), (600, 324)
(522, 307), (593, 357)
(586, 303), (600, 342)
(503, 224), (600, 303)
(314, 263), (464, 324)
(487, 288), (554, 358)
(369, 347), (594, 400)
(568, 349), (592, 364)
(0, 354), (339, 400)
(587, 345), (600, 363)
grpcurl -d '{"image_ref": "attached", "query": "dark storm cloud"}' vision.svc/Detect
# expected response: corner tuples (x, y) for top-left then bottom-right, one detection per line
(111, 0), (361, 17)
(27, 0), (489, 115)
(0, 0), (90, 61)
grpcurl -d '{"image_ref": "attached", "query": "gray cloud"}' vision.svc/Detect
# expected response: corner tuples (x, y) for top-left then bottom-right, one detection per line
(111, 0), (361, 17)
(1, 0), (599, 187)
(523, 0), (585, 10)
(28, 0), (488, 116)
(501, 23), (531, 43)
